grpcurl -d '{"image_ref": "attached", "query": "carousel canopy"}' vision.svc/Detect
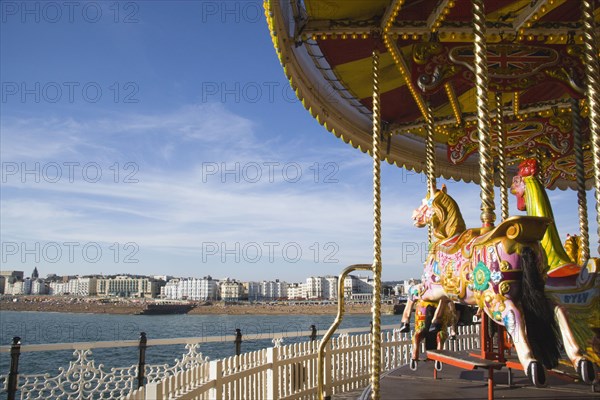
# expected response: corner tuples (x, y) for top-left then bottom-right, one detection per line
(265, 0), (600, 190)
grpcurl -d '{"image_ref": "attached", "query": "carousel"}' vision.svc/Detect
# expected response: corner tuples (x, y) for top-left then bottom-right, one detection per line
(265, 1), (600, 399)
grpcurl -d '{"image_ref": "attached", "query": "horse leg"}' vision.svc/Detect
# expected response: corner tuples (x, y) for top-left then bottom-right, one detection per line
(400, 298), (414, 332)
(429, 297), (449, 332)
(494, 299), (546, 387)
(554, 304), (595, 383)
(410, 302), (430, 370)
(410, 327), (424, 370)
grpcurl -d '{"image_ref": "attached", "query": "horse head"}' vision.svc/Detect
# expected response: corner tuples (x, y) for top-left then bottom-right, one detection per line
(412, 184), (466, 239)
(511, 159), (537, 211)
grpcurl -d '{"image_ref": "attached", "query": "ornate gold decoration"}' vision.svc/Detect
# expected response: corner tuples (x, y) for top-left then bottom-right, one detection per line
(499, 281), (511, 295)
(413, 42), (443, 64)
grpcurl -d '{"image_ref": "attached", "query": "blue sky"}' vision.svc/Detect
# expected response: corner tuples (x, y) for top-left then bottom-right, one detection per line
(1, 1), (597, 282)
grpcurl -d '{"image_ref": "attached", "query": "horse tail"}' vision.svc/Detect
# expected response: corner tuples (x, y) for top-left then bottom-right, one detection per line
(521, 246), (561, 369)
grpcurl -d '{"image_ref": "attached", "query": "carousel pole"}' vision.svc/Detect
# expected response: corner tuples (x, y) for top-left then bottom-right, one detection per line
(582, 0), (600, 253)
(473, 0), (496, 232)
(571, 98), (590, 264)
(495, 93), (509, 221)
(426, 102), (436, 243)
(370, 45), (383, 400)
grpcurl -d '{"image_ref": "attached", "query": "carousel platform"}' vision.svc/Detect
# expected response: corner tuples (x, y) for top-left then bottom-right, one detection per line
(353, 356), (599, 400)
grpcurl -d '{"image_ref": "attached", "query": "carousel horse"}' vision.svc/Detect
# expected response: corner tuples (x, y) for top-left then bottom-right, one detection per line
(400, 282), (451, 333)
(409, 298), (458, 371)
(511, 159), (599, 374)
(411, 184), (561, 386)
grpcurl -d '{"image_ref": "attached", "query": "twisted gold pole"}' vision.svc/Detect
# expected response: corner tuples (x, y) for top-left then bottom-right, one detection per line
(426, 102), (436, 243)
(473, 0), (496, 232)
(496, 93), (509, 221)
(370, 47), (382, 400)
(571, 98), (590, 264)
(582, 0), (600, 254)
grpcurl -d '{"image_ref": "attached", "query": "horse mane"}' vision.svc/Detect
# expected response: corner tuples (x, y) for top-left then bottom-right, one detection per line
(431, 190), (466, 239)
(523, 176), (572, 268)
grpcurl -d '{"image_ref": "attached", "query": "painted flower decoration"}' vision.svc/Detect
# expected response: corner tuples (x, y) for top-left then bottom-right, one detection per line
(492, 311), (502, 321)
(473, 262), (491, 291)
(503, 310), (516, 336)
(490, 270), (502, 284)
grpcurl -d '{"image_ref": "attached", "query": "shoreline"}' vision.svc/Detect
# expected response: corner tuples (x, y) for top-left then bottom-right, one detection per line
(0, 296), (397, 315)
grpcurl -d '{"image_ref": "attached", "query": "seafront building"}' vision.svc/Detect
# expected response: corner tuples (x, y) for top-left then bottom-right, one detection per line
(344, 275), (374, 301)
(305, 276), (338, 299)
(1, 270), (404, 302)
(219, 279), (244, 301)
(96, 276), (160, 298)
(162, 276), (218, 301)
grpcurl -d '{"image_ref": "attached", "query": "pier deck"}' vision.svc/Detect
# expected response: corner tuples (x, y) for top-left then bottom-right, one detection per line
(347, 358), (599, 399)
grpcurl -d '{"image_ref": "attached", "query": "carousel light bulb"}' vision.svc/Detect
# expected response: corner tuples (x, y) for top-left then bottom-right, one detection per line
(342, 34), (347, 39)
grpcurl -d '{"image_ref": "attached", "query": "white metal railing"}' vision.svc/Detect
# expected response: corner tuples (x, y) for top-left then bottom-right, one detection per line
(123, 325), (480, 400)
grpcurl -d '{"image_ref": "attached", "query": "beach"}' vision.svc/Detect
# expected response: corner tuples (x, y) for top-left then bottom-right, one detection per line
(0, 296), (396, 315)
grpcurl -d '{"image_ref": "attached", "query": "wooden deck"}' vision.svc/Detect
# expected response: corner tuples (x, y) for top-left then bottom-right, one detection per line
(350, 358), (599, 400)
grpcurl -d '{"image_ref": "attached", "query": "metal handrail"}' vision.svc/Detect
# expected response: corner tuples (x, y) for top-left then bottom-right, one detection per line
(317, 264), (373, 400)
(0, 323), (400, 354)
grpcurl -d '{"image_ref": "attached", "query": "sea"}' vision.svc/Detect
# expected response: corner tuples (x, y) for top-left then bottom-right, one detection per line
(0, 311), (401, 379)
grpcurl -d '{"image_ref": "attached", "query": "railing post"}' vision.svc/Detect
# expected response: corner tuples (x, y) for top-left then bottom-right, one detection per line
(265, 346), (279, 399)
(7, 336), (21, 400)
(310, 325), (317, 341)
(235, 329), (242, 356)
(137, 332), (147, 389)
(208, 360), (222, 399)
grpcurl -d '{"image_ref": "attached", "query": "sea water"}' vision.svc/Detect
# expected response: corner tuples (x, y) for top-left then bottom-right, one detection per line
(0, 311), (401, 377)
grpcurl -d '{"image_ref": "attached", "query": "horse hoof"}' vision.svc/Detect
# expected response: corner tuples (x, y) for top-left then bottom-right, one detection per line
(435, 360), (443, 371)
(578, 359), (594, 384)
(527, 362), (546, 387)
(410, 359), (418, 371)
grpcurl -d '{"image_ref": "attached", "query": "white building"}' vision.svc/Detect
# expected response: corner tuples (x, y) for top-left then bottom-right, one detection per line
(30, 279), (48, 295)
(344, 275), (373, 300)
(261, 280), (287, 300)
(243, 281), (261, 301)
(68, 277), (97, 296)
(4, 278), (31, 295)
(305, 276), (338, 300)
(219, 279), (243, 301)
(48, 281), (67, 295)
(163, 277), (217, 301)
(286, 283), (304, 300)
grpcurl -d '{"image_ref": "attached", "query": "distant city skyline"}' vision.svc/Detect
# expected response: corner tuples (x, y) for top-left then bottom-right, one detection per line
(1, 2), (597, 282)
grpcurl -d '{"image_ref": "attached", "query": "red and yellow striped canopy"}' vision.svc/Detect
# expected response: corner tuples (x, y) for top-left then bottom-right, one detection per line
(266, 0), (600, 189)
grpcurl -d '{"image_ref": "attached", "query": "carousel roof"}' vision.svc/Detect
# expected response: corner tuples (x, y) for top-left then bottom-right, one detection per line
(265, 0), (600, 190)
